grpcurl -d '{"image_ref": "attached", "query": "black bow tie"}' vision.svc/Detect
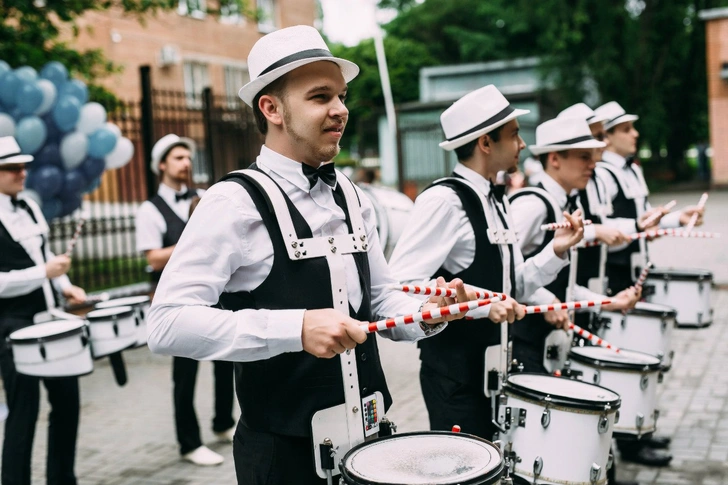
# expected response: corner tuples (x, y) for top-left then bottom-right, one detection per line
(565, 194), (578, 213)
(625, 156), (635, 167)
(489, 182), (506, 203)
(11, 197), (37, 222)
(302, 163), (336, 189)
(175, 190), (195, 202)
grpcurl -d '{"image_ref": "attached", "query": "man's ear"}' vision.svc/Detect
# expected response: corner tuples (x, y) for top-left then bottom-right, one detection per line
(259, 94), (283, 126)
(478, 134), (491, 154)
(547, 152), (560, 170)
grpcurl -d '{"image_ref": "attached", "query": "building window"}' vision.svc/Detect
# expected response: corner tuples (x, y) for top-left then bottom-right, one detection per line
(224, 66), (249, 107)
(183, 61), (210, 109)
(220, 0), (243, 24)
(178, 0), (206, 19)
(257, 0), (278, 33)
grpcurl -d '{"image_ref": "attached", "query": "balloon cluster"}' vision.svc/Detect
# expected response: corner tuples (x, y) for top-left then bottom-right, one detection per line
(0, 60), (135, 220)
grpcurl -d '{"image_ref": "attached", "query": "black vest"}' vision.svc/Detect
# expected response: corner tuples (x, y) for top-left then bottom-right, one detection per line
(0, 220), (48, 319)
(509, 187), (564, 345)
(148, 192), (194, 281)
(417, 178), (507, 388)
(217, 169), (391, 437)
(598, 164), (643, 268)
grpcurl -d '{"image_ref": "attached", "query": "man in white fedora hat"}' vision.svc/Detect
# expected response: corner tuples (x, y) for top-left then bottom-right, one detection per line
(0, 136), (88, 484)
(389, 84), (585, 440)
(135, 134), (235, 467)
(593, 101), (704, 294)
(146, 25), (472, 484)
(509, 117), (640, 374)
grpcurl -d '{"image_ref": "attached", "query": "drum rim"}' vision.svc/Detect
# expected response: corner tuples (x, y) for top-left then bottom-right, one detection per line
(505, 373), (621, 411)
(9, 321), (86, 345)
(646, 268), (713, 280)
(568, 347), (662, 371)
(85, 306), (135, 320)
(602, 302), (677, 319)
(339, 430), (504, 485)
(94, 295), (150, 309)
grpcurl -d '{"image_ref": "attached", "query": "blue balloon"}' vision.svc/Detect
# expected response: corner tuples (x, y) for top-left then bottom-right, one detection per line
(9, 107), (25, 121)
(60, 79), (88, 105)
(16, 116), (47, 154)
(0, 61), (9, 77)
(88, 128), (117, 158)
(80, 156), (105, 180)
(58, 191), (82, 218)
(64, 169), (88, 194)
(83, 176), (102, 194)
(41, 197), (62, 221)
(14, 66), (38, 83)
(33, 165), (63, 197)
(52, 95), (81, 132)
(34, 143), (63, 168)
(40, 61), (68, 89)
(0, 72), (22, 108)
(17, 82), (44, 115)
(42, 113), (63, 144)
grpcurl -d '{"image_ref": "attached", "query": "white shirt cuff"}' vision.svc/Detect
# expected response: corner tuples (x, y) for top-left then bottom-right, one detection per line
(265, 309), (306, 355)
(583, 224), (597, 242)
(659, 211), (682, 229)
(534, 241), (569, 272)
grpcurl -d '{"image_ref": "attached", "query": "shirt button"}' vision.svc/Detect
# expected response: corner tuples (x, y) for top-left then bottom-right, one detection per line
(361, 353), (367, 362)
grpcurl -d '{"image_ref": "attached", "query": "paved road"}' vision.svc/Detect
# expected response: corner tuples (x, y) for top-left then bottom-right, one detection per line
(2, 190), (725, 484)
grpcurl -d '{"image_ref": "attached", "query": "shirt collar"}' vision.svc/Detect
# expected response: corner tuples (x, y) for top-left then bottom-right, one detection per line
(158, 182), (189, 203)
(452, 164), (494, 198)
(256, 145), (336, 193)
(0, 192), (17, 213)
(602, 150), (627, 168)
(540, 173), (578, 209)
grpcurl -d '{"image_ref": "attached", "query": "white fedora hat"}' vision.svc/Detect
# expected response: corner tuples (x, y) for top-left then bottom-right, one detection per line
(238, 25), (359, 107)
(593, 101), (639, 131)
(150, 134), (196, 176)
(529, 117), (606, 156)
(439, 85), (530, 151)
(0, 136), (33, 166)
(558, 102), (608, 126)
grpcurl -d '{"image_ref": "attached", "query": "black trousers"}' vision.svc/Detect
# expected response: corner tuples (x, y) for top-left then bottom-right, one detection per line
(233, 424), (325, 485)
(512, 338), (548, 375)
(0, 318), (80, 485)
(420, 365), (496, 441)
(173, 356), (235, 454)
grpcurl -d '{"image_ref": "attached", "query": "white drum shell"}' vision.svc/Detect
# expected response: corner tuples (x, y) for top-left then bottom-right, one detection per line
(503, 379), (617, 485)
(9, 321), (93, 378)
(95, 297), (150, 347)
(645, 270), (712, 327)
(598, 304), (675, 369)
(86, 307), (137, 358)
(357, 184), (413, 260)
(568, 352), (660, 437)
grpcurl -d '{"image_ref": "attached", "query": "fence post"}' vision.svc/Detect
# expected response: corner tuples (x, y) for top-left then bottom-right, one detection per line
(140, 66), (156, 200)
(202, 87), (216, 182)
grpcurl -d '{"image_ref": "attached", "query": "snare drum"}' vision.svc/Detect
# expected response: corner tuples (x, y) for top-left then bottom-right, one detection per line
(357, 183), (413, 260)
(94, 295), (150, 348)
(85, 306), (137, 358)
(339, 431), (504, 485)
(567, 347), (662, 438)
(8, 320), (93, 378)
(644, 268), (713, 327)
(502, 374), (620, 485)
(597, 302), (677, 370)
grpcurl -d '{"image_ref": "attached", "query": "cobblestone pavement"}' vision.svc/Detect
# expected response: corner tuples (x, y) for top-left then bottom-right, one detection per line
(1, 190), (725, 484)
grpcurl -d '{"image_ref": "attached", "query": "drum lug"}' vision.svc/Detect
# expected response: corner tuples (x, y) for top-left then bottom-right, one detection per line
(39, 343), (47, 361)
(640, 374), (649, 391)
(698, 313), (703, 325)
(112, 315), (119, 337)
(517, 408), (527, 428)
(599, 316), (612, 330)
(698, 277), (704, 293)
(533, 456), (543, 479)
(654, 409), (660, 422)
(670, 350), (675, 360)
(593, 370), (601, 385)
(663, 275), (669, 294)
(590, 463), (601, 484)
(541, 396), (552, 429)
(607, 453), (614, 470)
(661, 317), (668, 332)
(615, 409), (620, 424)
(636, 413), (644, 436)
(598, 404), (611, 434)
(620, 315), (627, 329)
(658, 371), (664, 384)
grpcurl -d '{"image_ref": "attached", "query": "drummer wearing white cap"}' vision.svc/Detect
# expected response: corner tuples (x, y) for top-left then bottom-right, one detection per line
(146, 25), (472, 484)
(0, 136), (87, 485)
(135, 134), (235, 466)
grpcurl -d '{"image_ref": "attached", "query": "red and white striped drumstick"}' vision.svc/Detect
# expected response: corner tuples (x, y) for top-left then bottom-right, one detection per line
(683, 192), (709, 236)
(641, 200), (677, 228)
(395, 285), (507, 301)
(362, 297), (500, 333)
(583, 228), (720, 247)
(64, 218), (86, 257)
(569, 322), (620, 352)
(540, 220), (593, 231)
(522, 299), (612, 314)
(634, 262), (654, 291)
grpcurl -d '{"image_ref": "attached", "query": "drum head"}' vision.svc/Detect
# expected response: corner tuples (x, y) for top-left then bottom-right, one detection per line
(10, 320), (85, 343)
(506, 373), (620, 411)
(569, 346), (661, 370)
(95, 296), (149, 309)
(341, 432), (503, 485)
(85, 306), (134, 320)
(648, 267), (712, 280)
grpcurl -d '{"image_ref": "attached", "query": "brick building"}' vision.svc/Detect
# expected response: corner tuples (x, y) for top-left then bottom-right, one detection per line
(700, 8), (728, 187)
(69, 0), (318, 102)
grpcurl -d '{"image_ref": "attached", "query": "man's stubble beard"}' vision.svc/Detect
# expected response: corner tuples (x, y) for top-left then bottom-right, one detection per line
(283, 107), (341, 164)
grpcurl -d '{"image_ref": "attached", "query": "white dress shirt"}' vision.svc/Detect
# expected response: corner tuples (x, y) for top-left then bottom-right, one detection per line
(597, 151), (681, 229)
(0, 193), (71, 310)
(509, 173), (605, 304)
(135, 183), (204, 252)
(147, 146), (427, 362)
(388, 164), (568, 317)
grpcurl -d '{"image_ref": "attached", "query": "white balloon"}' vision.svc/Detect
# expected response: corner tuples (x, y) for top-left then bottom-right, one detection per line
(0, 113), (15, 137)
(105, 137), (134, 169)
(34, 79), (57, 116)
(60, 131), (89, 170)
(77, 102), (107, 135)
(20, 189), (42, 207)
(105, 122), (122, 139)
